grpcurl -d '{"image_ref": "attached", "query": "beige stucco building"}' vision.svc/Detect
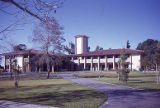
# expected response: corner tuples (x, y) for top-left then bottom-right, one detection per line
(1, 35), (143, 72)
(69, 35), (142, 71)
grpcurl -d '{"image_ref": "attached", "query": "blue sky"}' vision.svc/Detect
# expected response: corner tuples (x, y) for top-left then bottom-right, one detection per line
(1, 0), (160, 51)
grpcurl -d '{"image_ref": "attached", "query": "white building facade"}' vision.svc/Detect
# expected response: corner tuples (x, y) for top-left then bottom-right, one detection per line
(75, 35), (88, 54)
(69, 35), (142, 71)
(70, 49), (142, 71)
(1, 35), (143, 72)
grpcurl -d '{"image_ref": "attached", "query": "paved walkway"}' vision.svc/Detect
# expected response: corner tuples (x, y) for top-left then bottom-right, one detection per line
(0, 100), (58, 108)
(59, 74), (160, 108)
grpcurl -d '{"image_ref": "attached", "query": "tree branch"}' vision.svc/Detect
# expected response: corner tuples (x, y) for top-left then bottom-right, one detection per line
(0, 0), (42, 21)
(0, 23), (15, 34)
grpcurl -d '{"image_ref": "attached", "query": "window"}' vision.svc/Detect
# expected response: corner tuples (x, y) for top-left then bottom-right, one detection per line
(115, 55), (120, 58)
(100, 55), (105, 59)
(73, 57), (78, 60)
(5, 65), (9, 69)
(107, 55), (113, 58)
(93, 56), (98, 59)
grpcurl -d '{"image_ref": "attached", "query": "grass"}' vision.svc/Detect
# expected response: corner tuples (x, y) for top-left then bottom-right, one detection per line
(74, 71), (160, 90)
(73, 71), (117, 78)
(0, 78), (106, 108)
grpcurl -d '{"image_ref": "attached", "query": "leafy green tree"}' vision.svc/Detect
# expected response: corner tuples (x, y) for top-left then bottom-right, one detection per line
(137, 39), (159, 70)
(120, 49), (128, 68)
(13, 44), (27, 51)
(11, 59), (21, 88)
(117, 48), (130, 83)
(141, 57), (151, 72)
(126, 40), (131, 49)
(95, 45), (103, 51)
(88, 46), (90, 52)
(65, 41), (75, 54)
(154, 43), (160, 84)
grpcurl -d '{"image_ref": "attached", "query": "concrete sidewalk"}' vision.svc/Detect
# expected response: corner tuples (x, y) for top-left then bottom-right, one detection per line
(59, 74), (160, 108)
(0, 100), (58, 108)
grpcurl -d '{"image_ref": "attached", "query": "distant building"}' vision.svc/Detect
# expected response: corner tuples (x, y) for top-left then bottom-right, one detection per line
(75, 35), (89, 54)
(2, 50), (67, 72)
(69, 35), (143, 71)
(1, 35), (143, 72)
(69, 48), (142, 71)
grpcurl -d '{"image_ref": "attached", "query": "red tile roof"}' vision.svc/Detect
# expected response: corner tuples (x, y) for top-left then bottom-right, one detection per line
(69, 48), (143, 57)
(74, 35), (89, 38)
(1, 48), (143, 57)
(1, 49), (66, 56)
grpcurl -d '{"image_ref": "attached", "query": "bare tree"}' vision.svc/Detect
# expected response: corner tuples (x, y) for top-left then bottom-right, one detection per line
(0, 0), (64, 21)
(0, 37), (26, 77)
(32, 17), (65, 79)
(65, 41), (75, 54)
(2, 46), (22, 88)
(0, 38), (18, 78)
(0, 0), (64, 36)
(0, 37), (16, 53)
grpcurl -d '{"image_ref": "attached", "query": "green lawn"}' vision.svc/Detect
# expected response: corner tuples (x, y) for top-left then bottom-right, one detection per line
(74, 71), (160, 90)
(0, 78), (106, 108)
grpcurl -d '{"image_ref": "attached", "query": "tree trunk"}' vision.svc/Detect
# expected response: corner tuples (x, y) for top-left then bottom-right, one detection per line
(39, 66), (41, 73)
(156, 64), (158, 71)
(10, 72), (13, 78)
(144, 66), (147, 73)
(47, 64), (50, 79)
(47, 71), (50, 79)
(118, 73), (120, 81)
(35, 66), (38, 72)
(14, 74), (19, 88)
(52, 65), (55, 73)
(157, 71), (160, 84)
(9, 60), (13, 78)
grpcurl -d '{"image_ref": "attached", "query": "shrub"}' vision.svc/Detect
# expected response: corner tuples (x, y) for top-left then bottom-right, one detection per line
(117, 69), (130, 83)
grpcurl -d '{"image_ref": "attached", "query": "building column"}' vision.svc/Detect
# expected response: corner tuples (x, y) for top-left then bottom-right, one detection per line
(78, 57), (80, 70)
(105, 55), (108, 71)
(9, 57), (11, 73)
(118, 61), (120, 69)
(130, 55), (132, 71)
(28, 54), (30, 72)
(22, 56), (24, 72)
(52, 65), (55, 73)
(4, 56), (6, 70)
(113, 55), (115, 70)
(71, 57), (74, 71)
(91, 57), (93, 71)
(98, 56), (100, 71)
(84, 57), (86, 70)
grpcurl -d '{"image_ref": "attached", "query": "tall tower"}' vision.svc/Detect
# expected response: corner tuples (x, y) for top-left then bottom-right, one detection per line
(75, 35), (88, 54)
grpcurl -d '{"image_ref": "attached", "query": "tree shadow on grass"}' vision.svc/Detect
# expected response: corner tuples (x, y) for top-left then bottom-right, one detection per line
(103, 89), (160, 106)
(0, 83), (68, 94)
(0, 89), (105, 107)
(130, 74), (156, 78)
(128, 80), (155, 84)
(0, 82), (105, 107)
(18, 83), (71, 91)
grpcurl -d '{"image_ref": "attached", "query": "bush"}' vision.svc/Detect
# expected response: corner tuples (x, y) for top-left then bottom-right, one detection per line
(117, 69), (130, 83)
